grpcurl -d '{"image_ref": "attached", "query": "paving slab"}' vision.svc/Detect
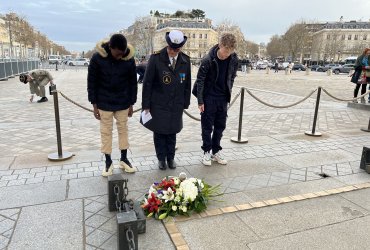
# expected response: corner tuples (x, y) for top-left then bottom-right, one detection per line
(248, 215), (370, 250)
(68, 176), (107, 199)
(0, 157), (14, 170)
(333, 173), (370, 185)
(0, 181), (66, 209)
(8, 199), (83, 250)
(243, 177), (344, 201)
(176, 213), (259, 249)
(339, 188), (370, 211)
(185, 157), (292, 181)
(236, 195), (368, 239)
(273, 149), (359, 168)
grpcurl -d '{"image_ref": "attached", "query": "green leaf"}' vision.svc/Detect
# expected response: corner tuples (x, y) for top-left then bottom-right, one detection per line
(158, 213), (168, 220)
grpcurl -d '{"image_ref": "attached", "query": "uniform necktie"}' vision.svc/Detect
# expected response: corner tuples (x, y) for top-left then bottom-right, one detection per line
(171, 57), (176, 70)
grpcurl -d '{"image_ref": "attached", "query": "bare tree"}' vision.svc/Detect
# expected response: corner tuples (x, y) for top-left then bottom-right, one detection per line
(266, 35), (286, 59)
(216, 19), (257, 58)
(282, 21), (310, 62)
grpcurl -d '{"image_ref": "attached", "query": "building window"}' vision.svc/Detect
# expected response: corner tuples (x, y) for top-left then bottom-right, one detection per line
(327, 34), (330, 40)
(354, 35), (358, 40)
(348, 35), (351, 40)
(199, 34), (202, 39)
(364, 35), (367, 40)
(205, 34), (208, 39)
(341, 34), (345, 40)
(192, 34), (195, 38)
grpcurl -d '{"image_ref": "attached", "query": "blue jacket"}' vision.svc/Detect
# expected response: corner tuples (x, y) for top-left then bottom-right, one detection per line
(87, 41), (137, 111)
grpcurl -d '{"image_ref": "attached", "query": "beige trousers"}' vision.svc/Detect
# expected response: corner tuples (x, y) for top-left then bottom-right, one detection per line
(29, 82), (46, 97)
(99, 109), (129, 154)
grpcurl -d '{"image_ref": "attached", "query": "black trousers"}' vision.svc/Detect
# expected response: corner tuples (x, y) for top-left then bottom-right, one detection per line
(153, 133), (176, 161)
(201, 98), (227, 154)
(354, 83), (367, 97)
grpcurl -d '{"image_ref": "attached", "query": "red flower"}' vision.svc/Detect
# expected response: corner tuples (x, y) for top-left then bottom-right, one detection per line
(158, 178), (176, 190)
(144, 193), (162, 213)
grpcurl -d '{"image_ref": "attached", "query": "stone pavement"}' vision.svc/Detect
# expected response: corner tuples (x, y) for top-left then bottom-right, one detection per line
(1, 68), (370, 249)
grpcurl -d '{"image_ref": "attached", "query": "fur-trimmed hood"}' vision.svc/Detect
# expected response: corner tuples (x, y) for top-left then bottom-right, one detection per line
(95, 40), (135, 61)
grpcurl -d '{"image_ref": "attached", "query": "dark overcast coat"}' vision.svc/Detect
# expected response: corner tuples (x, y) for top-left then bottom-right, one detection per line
(141, 47), (191, 134)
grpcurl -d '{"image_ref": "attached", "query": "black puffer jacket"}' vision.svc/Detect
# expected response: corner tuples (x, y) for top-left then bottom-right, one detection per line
(141, 47), (191, 134)
(194, 45), (238, 104)
(87, 41), (137, 111)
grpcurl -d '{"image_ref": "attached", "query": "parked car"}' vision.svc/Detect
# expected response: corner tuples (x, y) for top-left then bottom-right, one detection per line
(292, 64), (306, 71)
(316, 64), (340, 72)
(48, 55), (62, 65)
(309, 65), (320, 71)
(332, 64), (355, 74)
(256, 63), (268, 70)
(68, 58), (90, 66)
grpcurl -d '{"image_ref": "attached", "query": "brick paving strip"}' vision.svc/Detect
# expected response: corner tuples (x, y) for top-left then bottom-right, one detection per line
(163, 182), (370, 249)
(0, 134), (368, 188)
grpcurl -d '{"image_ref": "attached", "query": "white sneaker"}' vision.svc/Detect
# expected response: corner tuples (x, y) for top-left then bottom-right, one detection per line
(119, 159), (137, 173)
(202, 151), (212, 166)
(212, 151), (228, 165)
(102, 163), (114, 177)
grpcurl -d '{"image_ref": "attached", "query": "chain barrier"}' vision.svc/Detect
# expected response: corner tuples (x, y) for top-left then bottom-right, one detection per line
(126, 227), (136, 250)
(183, 88), (242, 122)
(245, 88), (318, 108)
(322, 88), (370, 102)
(57, 90), (142, 113)
(114, 184), (122, 213)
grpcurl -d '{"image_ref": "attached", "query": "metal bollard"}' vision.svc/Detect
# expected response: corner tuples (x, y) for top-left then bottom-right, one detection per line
(231, 88), (248, 143)
(360, 147), (370, 173)
(361, 118), (370, 132)
(133, 201), (146, 234)
(108, 174), (126, 211)
(305, 87), (322, 137)
(285, 68), (289, 75)
(48, 85), (73, 161)
(326, 69), (332, 76)
(117, 210), (138, 250)
(246, 67), (251, 74)
(305, 68), (310, 75)
(266, 67), (270, 74)
(55, 61), (58, 71)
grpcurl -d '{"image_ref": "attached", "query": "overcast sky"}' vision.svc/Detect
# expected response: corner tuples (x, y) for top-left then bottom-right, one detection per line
(1, 0), (369, 52)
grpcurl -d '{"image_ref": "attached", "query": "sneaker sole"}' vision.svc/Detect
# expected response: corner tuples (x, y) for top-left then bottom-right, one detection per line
(211, 158), (228, 165)
(202, 161), (212, 166)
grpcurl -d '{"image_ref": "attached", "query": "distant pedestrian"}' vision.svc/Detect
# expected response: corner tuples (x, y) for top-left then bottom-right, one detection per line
(288, 62), (292, 74)
(274, 61), (279, 73)
(241, 59), (247, 75)
(136, 59), (147, 83)
(141, 30), (191, 170)
(88, 33), (138, 177)
(194, 33), (238, 166)
(19, 69), (54, 103)
(351, 48), (370, 103)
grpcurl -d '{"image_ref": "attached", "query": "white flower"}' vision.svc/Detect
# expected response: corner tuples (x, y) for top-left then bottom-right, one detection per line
(180, 179), (198, 202)
(172, 205), (177, 211)
(173, 177), (180, 185)
(148, 185), (157, 196)
(197, 179), (204, 189)
(162, 187), (175, 202)
(174, 195), (181, 203)
(180, 205), (187, 212)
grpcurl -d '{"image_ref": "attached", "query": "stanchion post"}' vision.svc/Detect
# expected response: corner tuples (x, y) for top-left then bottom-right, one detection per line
(305, 87), (322, 137)
(231, 88), (248, 143)
(361, 118), (370, 132)
(48, 85), (73, 161)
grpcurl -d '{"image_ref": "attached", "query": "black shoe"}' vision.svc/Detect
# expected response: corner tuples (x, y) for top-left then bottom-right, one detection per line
(158, 160), (167, 170)
(167, 159), (176, 169)
(37, 97), (48, 103)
